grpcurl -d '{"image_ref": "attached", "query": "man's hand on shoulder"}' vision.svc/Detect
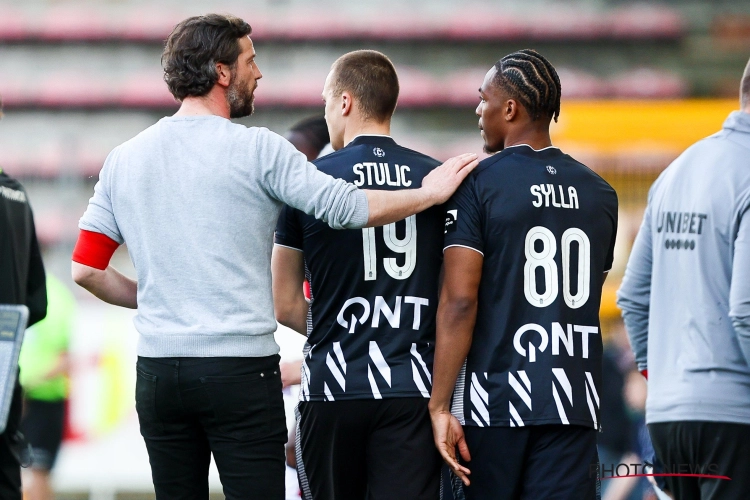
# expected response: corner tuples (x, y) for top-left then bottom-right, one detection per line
(421, 153), (479, 205)
(364, 153), (478, 227)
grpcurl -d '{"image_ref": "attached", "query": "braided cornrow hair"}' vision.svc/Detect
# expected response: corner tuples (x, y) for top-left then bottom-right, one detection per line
(493, 49), (561, 122)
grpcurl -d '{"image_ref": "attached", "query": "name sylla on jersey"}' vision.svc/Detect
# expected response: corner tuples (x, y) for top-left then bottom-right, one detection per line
(352, 162), (412, 187)
(530, 184), (579, 209)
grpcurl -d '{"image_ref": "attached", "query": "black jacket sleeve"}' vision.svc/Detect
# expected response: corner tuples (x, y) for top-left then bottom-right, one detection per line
(25, 217), (47, 327)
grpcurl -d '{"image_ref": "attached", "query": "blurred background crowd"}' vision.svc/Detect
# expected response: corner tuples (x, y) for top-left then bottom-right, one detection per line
(1, 0), (750, 498)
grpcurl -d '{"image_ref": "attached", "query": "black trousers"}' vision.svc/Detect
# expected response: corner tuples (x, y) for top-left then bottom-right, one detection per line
(461, 424), (599, 500)
(649, 421), (750, 500)
(135, 355), (287, 500)
(0, 381), (23, 500)
(297, 398), (441, 500)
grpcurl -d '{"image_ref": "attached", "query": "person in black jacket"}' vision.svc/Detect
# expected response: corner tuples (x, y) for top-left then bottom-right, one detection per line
(0, 96), (48, 500)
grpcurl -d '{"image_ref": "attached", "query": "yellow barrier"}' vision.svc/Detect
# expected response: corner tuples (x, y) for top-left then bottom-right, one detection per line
(551, 100), (742, 319)
(551, 99), (739, 155)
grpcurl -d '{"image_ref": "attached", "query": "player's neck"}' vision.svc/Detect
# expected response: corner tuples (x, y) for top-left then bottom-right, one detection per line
(343, 120), (391, 147)
(174, 89), (231, 119)
(504, 128), (552, 151)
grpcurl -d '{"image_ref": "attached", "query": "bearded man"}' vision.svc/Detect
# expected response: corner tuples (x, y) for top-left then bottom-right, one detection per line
(70, 14), (477, 500)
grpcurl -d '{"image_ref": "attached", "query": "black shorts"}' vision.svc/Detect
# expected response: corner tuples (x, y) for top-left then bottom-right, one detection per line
(20, 399), (66, 471)
(460, 424), (599, 500)
(648, 420), (750, 500)
(297, 398), (441, 500)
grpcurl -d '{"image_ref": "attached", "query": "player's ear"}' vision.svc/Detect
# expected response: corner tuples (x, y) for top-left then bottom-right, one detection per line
(505, 98), (519, 122)
(341, 90), (353, 117)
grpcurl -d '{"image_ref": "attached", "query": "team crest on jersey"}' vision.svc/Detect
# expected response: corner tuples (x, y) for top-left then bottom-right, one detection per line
(546, 165), (557, 175)
(373, 147), (386, 157)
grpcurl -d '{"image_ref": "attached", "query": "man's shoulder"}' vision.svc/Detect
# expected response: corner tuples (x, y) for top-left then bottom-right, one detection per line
(0, 170), (29, 205)
(390, 143), (441, 168)
(313, 140), (441, 171)
(129, 118), (276, 144)
(562, 153), (617, 200)
(312, 147), (350, 169)
(656, 132), (747, 185)
(0, 169), (20, 188)
(472, 148), (523, 176)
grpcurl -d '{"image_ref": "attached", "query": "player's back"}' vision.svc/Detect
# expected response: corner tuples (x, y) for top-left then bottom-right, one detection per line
(445, 144), (617, 429)
(275, 135), (443, 401)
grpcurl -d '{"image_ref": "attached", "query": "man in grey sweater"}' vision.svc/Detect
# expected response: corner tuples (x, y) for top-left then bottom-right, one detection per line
(617, 57), (750, 500)
(70, 14), (477, 500)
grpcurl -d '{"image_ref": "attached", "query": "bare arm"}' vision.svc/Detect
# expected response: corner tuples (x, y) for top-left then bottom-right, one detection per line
(272, 245), (309, 335)
(429, 246), (483, 486)
(71, 262), (137, 309)
(364, 154), (478, 227)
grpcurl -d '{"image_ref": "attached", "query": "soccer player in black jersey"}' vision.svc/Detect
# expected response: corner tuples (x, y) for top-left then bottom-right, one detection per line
(273, 51), (450, 499)
(429, 50), (618, 500)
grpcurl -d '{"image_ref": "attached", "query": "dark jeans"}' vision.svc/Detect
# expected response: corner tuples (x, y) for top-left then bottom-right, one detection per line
(0, 381), (23, 500)
(135, 355), (287, 500)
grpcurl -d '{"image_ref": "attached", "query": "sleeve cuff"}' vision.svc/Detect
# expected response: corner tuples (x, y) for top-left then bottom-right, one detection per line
(274, 243), (303, 252)
(443, 243), (484, 256)
(347, 189), (370, 229)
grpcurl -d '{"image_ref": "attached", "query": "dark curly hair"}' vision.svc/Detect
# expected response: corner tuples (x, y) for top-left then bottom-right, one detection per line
(162, 14), (252, 101)
(493, 49), (561, 122)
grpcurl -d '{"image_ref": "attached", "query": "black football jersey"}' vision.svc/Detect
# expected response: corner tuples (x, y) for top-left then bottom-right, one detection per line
(275, 135), (444, 401)
(444, 145), (618, 429)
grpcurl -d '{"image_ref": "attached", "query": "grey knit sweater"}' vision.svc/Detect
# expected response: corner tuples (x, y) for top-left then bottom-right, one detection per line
(80, 115), (368, 357)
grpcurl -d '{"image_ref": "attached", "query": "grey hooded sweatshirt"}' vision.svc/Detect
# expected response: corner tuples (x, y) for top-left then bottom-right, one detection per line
(617, 110), (750, 425)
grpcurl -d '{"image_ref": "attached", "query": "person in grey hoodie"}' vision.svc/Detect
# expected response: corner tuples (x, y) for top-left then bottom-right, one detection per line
(69, 14), (477, 500)
(617, 57), (750, 500)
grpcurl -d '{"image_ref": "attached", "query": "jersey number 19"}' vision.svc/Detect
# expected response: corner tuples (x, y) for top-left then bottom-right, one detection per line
(361, 215), (417, 281)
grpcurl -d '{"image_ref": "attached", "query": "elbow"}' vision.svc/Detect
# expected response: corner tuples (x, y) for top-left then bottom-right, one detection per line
(71, 262), (101, 289)
(275, 310), (292, 329)
(440, 295), (478, 322)
(274, 302), (298, 330)
(731, 314), (750, 339)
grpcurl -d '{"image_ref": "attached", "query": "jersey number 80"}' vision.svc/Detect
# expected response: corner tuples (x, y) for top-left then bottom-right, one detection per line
(524, 226), (590, 309)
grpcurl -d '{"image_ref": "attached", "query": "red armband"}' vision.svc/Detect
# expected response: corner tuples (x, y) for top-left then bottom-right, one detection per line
(640, 369), (648, 380)
(72, 229), (120, 270)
